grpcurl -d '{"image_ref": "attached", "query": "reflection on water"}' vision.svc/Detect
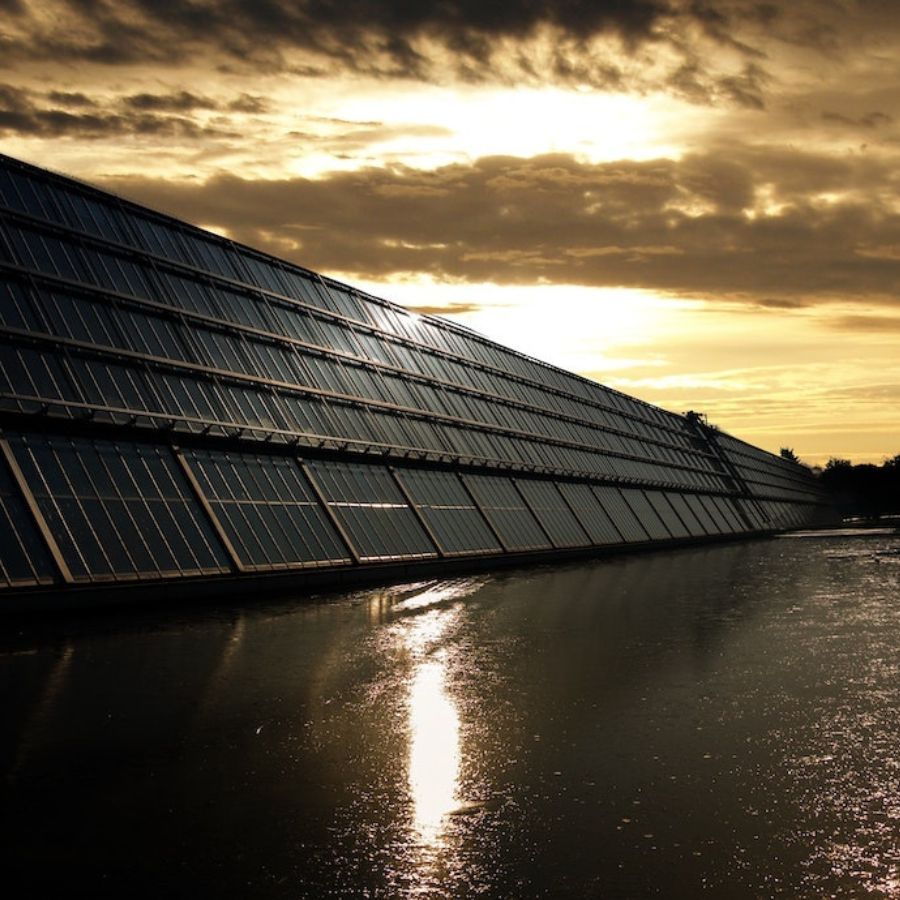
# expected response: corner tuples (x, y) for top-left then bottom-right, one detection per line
(408, 657), (460, 844)
(8, 643), (73, 780)
(3, 534), (900, 897)
(393, 578), (485, 613)
(393, 581), (478, 851)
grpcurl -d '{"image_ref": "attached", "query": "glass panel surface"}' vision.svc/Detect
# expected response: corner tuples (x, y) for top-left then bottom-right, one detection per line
(555, 482), (623, 545)
(709, 495), (746, 532)
(644, 491), (690, 538)
(684, 494), (724, 534)
(739, 500), (768, 530)
(0, 155), (834, 547)
(305, 460), (437, 561)
(184, 449), (350, 568)
(514, 479), (589, 548)
(619, 489), (671, 540)
(460, 474), (550, 551)
(0, 457), (56, 587)
(697, 495), (733, 533)
(397, 468), (500, 554)
(8, 434), (229, 582)
(666, 493), (708, 537)
(591, 486), (649, 543)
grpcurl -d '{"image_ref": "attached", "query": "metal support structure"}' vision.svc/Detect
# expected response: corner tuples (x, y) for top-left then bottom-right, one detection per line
(297, 460), (362, 565)
(0, 435), (74, 584)
(388, 467), (445, 559)
(0, 190), (843, 511)
(685, 415), (770, 529)
(172, 445), (247, 574)
(552, 483), (595, 546)
(0, 156), (836, 609)
(511, 478), (562, 549)
(457, 474), (511, 553)
(0, 252), (727, 473)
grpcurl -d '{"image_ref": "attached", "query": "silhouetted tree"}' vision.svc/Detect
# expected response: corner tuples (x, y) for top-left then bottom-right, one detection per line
(780, 447), (799, 462)
(819, 456), (900, 520)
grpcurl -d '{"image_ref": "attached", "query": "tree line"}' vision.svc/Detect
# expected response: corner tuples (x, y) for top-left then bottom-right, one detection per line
(780, 449), (900, 520)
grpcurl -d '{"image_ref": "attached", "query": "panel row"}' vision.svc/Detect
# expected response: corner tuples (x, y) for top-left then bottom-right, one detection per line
(715, 433), (824, 500)
(0, 152), (831, 536)
(0, 432), (816, 593)
(0, 324), (729, 494)
(0, 157), (715, 450)
(0, 257), (726, 490)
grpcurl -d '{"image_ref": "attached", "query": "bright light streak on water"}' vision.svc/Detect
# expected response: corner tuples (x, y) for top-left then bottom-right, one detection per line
(394, 581), (479, 850)
(2, 533), (900, 897)
(408, 657), (460, 845)
(394, 578), (484, 613)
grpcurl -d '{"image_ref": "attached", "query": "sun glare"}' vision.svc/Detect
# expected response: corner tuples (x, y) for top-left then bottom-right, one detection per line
(288, 85), (693, 177)
(341, 276), (694, 373)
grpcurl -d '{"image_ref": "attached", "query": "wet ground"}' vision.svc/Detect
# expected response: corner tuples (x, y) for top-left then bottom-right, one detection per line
(2, 530), (900, 897)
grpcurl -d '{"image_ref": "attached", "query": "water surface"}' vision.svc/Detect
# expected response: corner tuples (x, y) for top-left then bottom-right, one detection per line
(2, 532), (900, 897)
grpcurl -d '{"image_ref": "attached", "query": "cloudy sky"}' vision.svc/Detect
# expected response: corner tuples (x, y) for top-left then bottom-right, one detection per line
(2, 0), (898, 464)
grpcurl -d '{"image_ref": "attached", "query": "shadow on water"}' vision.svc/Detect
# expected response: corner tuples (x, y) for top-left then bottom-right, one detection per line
(2, 533), (899, 897)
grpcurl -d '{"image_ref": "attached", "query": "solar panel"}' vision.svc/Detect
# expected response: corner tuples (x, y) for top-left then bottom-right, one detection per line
(0, 152), (838, 605)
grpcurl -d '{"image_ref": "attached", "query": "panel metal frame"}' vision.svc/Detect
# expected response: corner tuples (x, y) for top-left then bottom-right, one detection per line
(0, 433), (73, 584)
(296, 459), (363, 565)
(172, 444), (246, 574)
(389, 465), (447, 559)
(510, 477), (560, 548)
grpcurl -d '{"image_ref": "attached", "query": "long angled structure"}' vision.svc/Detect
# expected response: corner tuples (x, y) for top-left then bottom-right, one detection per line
(0, 153), (836, 610)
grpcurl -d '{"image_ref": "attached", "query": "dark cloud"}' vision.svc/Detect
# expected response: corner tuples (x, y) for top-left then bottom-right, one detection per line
(753, 297), (810, 310)
(120, 89), (271, 115)
(287, 121), (453, 154)
(4, 1), (886, 109)
(0, 0), (772, 99)
(717, 61), (769, 109)
(0, 0), (675, 65)
(0, 83), (30, 113)
(405, 302), (485, 316)
(226, 93), (270, 114)
(97, 149), (900, 303)
(822, 110), (893, 129)
(0, 83), (236, 139)
(123, 90), (220, 112)
(826, 315), (900, 333)
(46, 91), (98, 108)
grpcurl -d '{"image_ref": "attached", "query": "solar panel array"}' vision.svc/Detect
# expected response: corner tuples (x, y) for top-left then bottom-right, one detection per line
(0, 153), (836, 602)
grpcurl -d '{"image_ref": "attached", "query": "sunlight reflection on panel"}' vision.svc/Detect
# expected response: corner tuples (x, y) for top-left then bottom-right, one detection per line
(407, 655), (461, 845)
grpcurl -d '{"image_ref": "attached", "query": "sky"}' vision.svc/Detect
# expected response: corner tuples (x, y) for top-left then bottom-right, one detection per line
(1, 0), (898, 465)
